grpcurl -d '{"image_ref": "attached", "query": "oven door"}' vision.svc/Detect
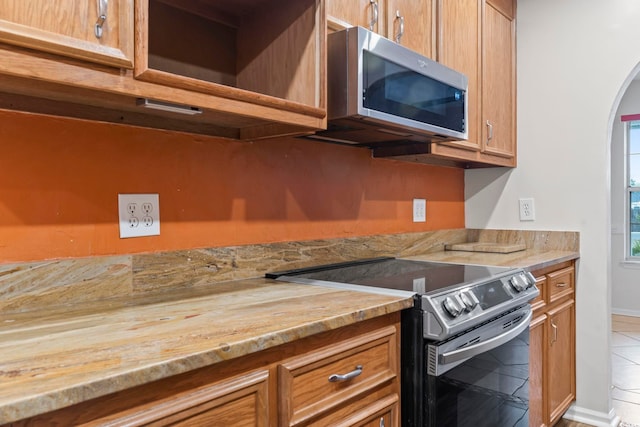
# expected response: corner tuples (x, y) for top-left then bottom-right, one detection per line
(425, 306), (531, 427)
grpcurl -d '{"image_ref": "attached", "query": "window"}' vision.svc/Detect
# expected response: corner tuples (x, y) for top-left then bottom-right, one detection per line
(628, 121), (640, 258)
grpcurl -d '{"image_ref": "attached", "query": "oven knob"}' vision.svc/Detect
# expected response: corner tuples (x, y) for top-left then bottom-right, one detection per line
(459, 290), (479, 311)
(443, 296), (463, 317)
(509, 275), (527, 292)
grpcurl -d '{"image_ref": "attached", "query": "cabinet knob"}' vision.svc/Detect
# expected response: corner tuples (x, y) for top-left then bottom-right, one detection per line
(95, 0), (108, 39)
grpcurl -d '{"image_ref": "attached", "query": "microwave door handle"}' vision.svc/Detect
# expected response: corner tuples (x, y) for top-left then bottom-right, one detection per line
(439, 309), (532, 365)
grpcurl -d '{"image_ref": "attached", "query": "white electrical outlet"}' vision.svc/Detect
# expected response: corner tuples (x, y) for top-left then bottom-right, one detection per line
(413, 199), (426, 222)
(118, 194), (160, 238)
(519, 198), (535, 221)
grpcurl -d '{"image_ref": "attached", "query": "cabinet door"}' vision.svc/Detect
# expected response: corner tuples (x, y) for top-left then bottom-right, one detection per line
(547, 299), (576, 425)
(0, 0), (134, 68)
(481, 0), (516, 160)
(432, 0), (482, 156)
(529, 314), (547, 427)
(386, 0), (433, 58)
(326, 0), (386, 33)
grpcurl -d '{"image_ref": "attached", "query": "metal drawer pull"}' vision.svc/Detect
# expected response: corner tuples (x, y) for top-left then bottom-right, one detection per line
(369, 0), (379, 31)
(328, 365), (363, 382)
(395, 10), (405, 43)
(95, 0), (108, 39)
(551, 320), (558, 344)
(555, 282), (567, 287)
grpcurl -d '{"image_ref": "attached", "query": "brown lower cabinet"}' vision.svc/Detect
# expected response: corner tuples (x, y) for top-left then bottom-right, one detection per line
(529, 260), (576, 427)
(6, 313), (400, 427)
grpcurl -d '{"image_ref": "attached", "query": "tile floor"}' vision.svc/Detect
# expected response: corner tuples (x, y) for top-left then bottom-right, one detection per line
(612, 314), (640, 425)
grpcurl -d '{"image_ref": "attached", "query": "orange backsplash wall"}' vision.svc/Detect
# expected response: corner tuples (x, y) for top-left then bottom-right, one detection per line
(0, 109), (465, 263)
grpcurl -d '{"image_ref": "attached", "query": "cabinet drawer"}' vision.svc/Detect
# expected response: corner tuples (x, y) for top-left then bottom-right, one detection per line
(10, 370), (270, 426)
(548, 266), (574, 303)
(278, 325), (398, 427)
(322, 394), (399, 427)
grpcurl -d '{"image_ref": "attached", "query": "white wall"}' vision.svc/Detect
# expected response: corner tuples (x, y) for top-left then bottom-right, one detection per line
(611, 81), (640, 316)
(465, 0), (640, 424)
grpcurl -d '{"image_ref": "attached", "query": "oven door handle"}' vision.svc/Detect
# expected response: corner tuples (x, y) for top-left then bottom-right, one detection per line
(439, 309), (532, 365)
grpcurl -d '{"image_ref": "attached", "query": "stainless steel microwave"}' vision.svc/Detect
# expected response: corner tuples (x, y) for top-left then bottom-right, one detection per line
(312, 26), (468, 147)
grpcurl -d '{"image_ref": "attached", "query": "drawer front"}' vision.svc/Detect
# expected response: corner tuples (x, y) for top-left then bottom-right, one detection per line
(278, 326), (398, 427)
(12, 370), (270, 427)
(547, 266), (574, 304)
(318, 394), (399, 427)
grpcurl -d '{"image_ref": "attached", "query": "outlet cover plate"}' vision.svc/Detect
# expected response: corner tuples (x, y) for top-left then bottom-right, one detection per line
(413, 199), (426, 222)
(118, 194), (160, 238)
(519, 198), (535, 221)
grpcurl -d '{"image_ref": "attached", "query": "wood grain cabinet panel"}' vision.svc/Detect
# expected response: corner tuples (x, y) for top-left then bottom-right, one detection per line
(529, 261), (576, 427)
(386, 0), (433, 58)
(432, 0), (516, 167)
(0, 0), (134, 68)
(547, 299), (576, 425)
(547, 266), (575, 304)
(114, 370), (269, 427)
(7, 369), (270, 427)
(325, 0), (433, 58)
(529, 313), (547, 427)
(278, 325), (398, 426)
(480, 0), (516, 162)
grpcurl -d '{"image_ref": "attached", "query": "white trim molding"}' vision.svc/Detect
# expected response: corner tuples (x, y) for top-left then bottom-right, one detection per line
(562, 404), (620, 427)
(612, 308), (640, 317)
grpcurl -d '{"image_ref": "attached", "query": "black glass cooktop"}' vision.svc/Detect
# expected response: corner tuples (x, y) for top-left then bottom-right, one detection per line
(267, 257), (514, 294)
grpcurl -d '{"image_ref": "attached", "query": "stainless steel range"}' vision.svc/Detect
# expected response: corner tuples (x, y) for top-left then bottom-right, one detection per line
(267, 257), (539, 427)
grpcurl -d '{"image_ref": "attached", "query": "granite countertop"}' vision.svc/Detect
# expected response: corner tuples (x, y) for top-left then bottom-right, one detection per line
(403, 248), (579, 271)
(0, 277), (412, 424)
(0, 245), (579, 424)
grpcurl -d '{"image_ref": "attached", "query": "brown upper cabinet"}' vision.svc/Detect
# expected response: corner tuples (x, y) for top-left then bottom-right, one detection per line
(0, 0), (326, 141)
(325, 0), (434, 58)
(433, 0), (516, 167)
(0, 0), (134, 68)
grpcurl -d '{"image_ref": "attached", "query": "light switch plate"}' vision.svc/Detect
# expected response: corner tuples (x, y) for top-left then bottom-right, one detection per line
(118, 194), (160, 238)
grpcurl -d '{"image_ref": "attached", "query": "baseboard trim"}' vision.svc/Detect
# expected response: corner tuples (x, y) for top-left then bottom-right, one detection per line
(562, 404), (620, 427)
(612, 308), (640, 317)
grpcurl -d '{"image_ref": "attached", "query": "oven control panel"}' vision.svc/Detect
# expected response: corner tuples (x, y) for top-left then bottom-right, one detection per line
(422, 270), (539, 340)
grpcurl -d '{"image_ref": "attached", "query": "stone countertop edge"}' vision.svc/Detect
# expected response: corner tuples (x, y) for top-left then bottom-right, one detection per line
(0, 278), (413, 424)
